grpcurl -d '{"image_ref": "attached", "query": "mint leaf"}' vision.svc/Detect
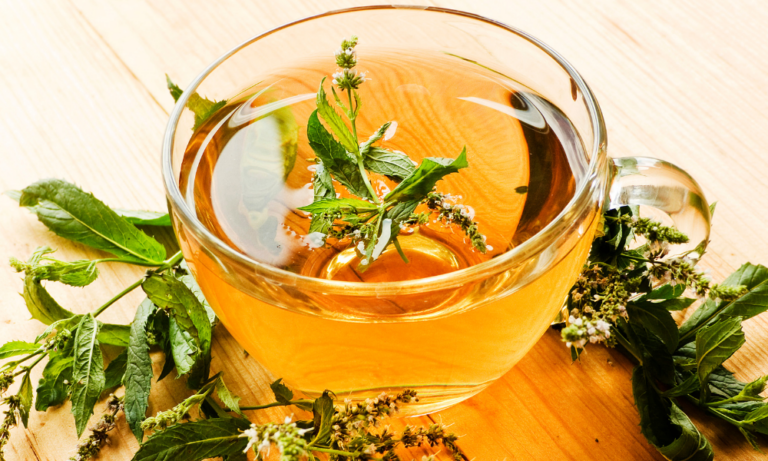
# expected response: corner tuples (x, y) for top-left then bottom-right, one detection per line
(166, 75), (183, 102)
(736, 375), (768, 401)
(662, 374), (700, 398)
(178, 261), (216, 325)
(307, 111), (371, 199)
(12, 247), (99, 287)
(647, 283), (687, 300)
(629, 321), (675, 384)
(633, 367), (714, 460)
(35, 355), (73, 411)
(363, 147), (416, 181)
(103, 349), (127, 390)
(627, 300), (679, 352)
(125, 298), (156, 442)
(298, 197), (376, 214)
(18, 371), (33, 428)
(142, 273), (212, 388)
(708, 366), (747, 399)
(680, 263), (768, 343)
(71, 314), (106, 437)
(311, 391), (335, 446)
(696, 317), (746, 393)
(384, 147), (468, 203)
(0, 341), (41, 360)
(316, 80), (357, 153)
(114, 209), (172, 227)
(270, 378), (294, 404)
(359, 122), (391, 157)
(168, 316), (197, 377)
(214, 375), (242, 416)
(22, 277), (75, 326)
(131, 418), (251, 461)
(312, 162), (336, 201)
(97, 323), (130, 348)
(18, 179), (166, 264)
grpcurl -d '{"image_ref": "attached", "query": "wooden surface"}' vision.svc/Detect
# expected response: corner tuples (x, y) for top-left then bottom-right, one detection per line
(1, 0), (767, 459)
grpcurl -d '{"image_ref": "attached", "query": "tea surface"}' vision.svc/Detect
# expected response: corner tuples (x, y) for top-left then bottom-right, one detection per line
(179, 50), (582, 283)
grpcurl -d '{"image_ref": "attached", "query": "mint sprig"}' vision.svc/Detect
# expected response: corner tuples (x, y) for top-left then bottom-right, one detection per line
(299, 36), (486, 271)
(562, 204), (768, 459)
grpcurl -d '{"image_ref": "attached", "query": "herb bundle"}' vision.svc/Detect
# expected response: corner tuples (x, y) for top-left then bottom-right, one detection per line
(297, 36), (486, 270)
(558, 205), (768, 460)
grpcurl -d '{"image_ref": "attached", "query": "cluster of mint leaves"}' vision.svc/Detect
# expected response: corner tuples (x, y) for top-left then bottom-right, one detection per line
(560, 204), (768, 460)
(0, 79), (465, 461)
(298, 36), (486, 270)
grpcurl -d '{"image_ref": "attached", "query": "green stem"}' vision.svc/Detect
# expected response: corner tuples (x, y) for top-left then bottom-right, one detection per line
(239, 399), (313, 411)
(346, 89), (379, 204)
(92, 251), (183, 318)
(393, 238), (409, 264)
(13, 353), (46, 377)
(96, 258), (163, 267)
(91, 277), (144, 318)
(614, 327), (643, 365)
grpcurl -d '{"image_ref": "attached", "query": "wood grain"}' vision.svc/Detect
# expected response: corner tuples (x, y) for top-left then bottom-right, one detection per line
(0, 0), (766, 459)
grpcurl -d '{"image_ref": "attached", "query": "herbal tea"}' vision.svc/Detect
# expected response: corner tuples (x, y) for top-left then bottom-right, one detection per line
(177, 42), (595, 411)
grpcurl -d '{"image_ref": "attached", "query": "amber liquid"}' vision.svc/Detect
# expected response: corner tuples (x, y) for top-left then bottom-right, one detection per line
(178, 50), (596, 411)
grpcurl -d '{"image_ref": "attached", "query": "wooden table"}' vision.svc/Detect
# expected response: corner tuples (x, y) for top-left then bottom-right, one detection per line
(2, 1), (767, 459)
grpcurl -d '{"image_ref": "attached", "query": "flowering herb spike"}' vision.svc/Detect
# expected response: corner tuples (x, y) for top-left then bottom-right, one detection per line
(299, 36), (487, 271)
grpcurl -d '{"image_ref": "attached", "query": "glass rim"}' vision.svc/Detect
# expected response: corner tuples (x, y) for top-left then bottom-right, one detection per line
(161, 4), (608, 294)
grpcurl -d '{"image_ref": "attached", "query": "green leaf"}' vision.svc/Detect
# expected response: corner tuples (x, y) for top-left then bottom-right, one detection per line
(632, 367), (714, 460)
(114, 209), (172, 227)
(22, 276), (76, 325)
(627, 300), (679, 352)
(18, 179), (166, 264)
(143, 273), (212, 387)
(384, 147), (468, 203)
(363, 147), (416, 181)
(739, 427), (762, 452)
(18, 371), (33, 428)
(628, 321), (675, 384)
(166, 74), (183, 102)
(35, 355), (73, 411)
(270, 378), (294, 404)
(125, 298), (156, 442)
(680, 263), (768, 343)
(709, 202), (717, 218)
(359, 122), (391, 157)
(740, 375), (768, 400)
(311, 391), (335, 446)
(657, 298), (697, 311)
(696, 317), (746, 393)
(647, 283), (686, 300)
(707, 366), (746, 399)
(214, 376), (242, 416)
(316, 79), (357, 153)
(178, 261), (216, 326)
(0, 341), (41, 360)
(312, 162), (336, 201)
(298, 197), (376, 214)
(662, 374), (700, 398)
(307, 110), (371, 199)
(12, 247), (100, 287)
(103, 349), (128, 390)
(98, 323), (131, 347)
(131, 418), (251, 461)
(71, 314), (106, 437)
(168, 316), (197, 377)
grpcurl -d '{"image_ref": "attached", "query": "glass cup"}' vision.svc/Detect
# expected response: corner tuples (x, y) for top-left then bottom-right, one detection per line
(162, 6), (710, 415)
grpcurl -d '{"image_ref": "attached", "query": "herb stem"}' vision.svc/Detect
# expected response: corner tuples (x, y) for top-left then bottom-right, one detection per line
(613, 328), (643, 365)
(238, 399), (313, 411)
(91, 251), (183, 318)
(13, 353), (46, 377)
(96, 258), (163, 267)
(91, 277), (144, 318)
